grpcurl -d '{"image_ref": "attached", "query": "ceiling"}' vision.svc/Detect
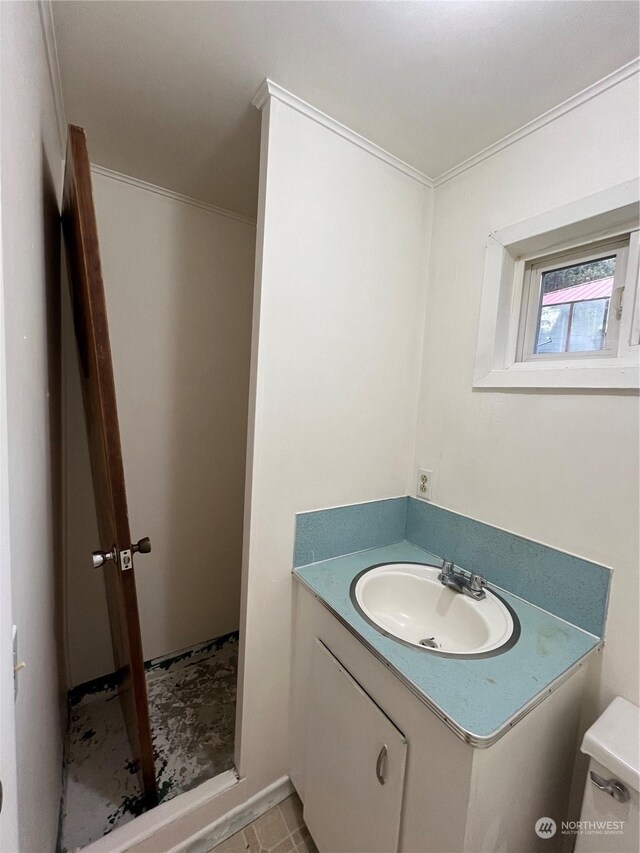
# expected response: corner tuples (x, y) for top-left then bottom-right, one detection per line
(52, 1), (639, 219)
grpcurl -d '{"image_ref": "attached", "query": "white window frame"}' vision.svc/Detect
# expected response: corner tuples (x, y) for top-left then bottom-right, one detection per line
(473, 180), (640, 390)
(518, 237), (629, 362)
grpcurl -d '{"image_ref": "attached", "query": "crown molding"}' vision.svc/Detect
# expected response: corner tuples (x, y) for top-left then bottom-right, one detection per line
(254, 59), (638, 193)
(432, 57), (640, 188)
(89, 164), (257, 226)
(38, 0), (67, 154)
(253, 79), (434, 188)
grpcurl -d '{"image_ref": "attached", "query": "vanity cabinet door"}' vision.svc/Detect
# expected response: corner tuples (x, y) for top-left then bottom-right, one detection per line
(303, 639), (407, 853)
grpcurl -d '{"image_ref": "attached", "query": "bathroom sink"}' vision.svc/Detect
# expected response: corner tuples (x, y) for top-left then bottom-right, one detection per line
(350, 562), (519, 657)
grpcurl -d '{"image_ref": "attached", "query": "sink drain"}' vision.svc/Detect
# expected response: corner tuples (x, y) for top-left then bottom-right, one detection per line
(419, 637), (439, 649)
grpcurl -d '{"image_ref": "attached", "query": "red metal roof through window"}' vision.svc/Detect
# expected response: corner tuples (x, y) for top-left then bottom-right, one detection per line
(542, 277), (613, 306)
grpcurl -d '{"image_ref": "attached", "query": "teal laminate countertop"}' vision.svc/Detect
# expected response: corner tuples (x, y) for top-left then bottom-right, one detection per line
(294, 541), (602, 747)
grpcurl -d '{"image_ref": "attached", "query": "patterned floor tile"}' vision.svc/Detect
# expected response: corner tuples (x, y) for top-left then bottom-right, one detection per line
(211, 794), (317, 853)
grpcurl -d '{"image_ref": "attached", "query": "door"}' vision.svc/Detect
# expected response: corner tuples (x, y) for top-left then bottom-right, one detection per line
(304, 639), (407, 853)
(61, 125), (157, 807)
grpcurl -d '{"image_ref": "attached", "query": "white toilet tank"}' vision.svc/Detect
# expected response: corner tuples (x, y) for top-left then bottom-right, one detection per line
(575, 697), (639, 853)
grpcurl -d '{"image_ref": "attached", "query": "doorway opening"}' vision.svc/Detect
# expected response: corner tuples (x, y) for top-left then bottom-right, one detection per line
(58, 127), (256, 850)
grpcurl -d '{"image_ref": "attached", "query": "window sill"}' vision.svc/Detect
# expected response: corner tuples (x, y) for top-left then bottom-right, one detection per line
(474, 357), (639, 390)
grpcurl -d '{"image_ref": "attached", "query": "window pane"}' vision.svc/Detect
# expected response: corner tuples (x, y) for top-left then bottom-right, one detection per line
(534, 255), (615, 354)
(537, 304), (570, 352)
(568, 299), (609, 352)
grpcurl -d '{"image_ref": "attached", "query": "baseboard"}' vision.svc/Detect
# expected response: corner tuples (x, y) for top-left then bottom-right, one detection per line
(146, 631), (239, 674)
(179, 776), (295, 853)
(68, 631), (240, 705)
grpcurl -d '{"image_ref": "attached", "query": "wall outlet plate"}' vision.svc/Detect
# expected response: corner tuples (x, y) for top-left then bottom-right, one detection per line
(416, 469), (434, 501)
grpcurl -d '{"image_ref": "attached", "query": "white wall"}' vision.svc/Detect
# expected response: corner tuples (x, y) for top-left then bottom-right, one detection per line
(235, 96), (431, 789)
(0, 2), (65, 850)
(414, 74), (639, 715)
(64, 173), (256, 685)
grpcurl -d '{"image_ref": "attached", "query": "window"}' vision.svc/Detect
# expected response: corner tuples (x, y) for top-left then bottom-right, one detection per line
(473, 180), (640, 390)
(517, 239), (629, 362)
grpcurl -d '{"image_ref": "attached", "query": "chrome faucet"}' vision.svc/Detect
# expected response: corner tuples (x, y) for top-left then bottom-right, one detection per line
(438, 559), (488, 600)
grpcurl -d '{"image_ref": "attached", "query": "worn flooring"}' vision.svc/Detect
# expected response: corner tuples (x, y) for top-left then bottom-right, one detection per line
(60, 633), (238, 851)
(211, 793), (317, 853)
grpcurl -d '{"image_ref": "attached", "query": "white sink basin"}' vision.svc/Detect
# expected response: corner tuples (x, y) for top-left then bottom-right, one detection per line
(351, 562), (518, 656)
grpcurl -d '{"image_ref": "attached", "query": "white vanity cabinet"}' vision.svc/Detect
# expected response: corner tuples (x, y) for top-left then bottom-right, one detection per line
(291, 582), (590, 853)
(303, 640), (407, 853)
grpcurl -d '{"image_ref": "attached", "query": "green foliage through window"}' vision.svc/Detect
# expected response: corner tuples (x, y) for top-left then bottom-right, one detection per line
(542, 257), (616, 292)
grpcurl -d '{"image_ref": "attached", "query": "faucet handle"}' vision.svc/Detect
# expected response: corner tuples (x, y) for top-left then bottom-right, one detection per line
(441, 559), (455, 576)
(468, 573), (487, 592)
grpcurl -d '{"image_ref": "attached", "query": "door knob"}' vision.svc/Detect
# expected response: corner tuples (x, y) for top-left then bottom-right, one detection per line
(92, 546), (116, 568)
(132, 537), (151, 554)
(92, 537), (150, 570)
